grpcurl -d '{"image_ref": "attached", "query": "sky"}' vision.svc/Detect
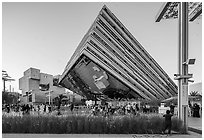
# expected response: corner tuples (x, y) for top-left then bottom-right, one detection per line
(2, 2), (202, 93)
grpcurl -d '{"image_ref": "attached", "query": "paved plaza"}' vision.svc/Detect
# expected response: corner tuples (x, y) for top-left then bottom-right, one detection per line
(188, 116), (202, 130)
(2, 131), (202, 138)
(188, 116), (202, 134)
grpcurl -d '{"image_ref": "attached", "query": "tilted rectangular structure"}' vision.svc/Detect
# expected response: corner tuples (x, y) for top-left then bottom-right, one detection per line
(59, 5), (178, 101)
(155, 2), (202, 22)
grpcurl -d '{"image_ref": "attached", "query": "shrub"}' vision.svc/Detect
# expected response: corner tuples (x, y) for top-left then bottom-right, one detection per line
(2, 113), (184, 134)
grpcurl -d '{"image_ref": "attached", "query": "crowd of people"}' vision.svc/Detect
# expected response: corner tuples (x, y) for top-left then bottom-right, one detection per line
(189, 103), (201, 118)
(88, 102), (154, 117)
(2, 101), (201, 119)
(2, 102), (145, 116)
(2, 103), (53, 115)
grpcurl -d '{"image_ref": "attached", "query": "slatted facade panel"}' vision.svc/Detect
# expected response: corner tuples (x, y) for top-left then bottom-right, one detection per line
(59, 5), (178, 101)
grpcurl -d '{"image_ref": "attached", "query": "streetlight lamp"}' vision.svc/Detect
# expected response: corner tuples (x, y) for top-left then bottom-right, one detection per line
(155, 2), (201, 133)
(183, 58), (196, 65)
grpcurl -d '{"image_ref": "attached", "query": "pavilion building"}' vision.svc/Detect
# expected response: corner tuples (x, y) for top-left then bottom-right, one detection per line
(19, 67), (65, 104)
(59, 5), (178, 101)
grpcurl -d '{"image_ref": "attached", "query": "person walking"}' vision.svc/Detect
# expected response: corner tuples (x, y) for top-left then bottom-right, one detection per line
(44, 104), (46, 113)
(126, 103), (131, 114)
(162, 110), (173, 134)
(195, 104), (200, 118)
(136, 104), (139, 112)
(6, 104), (10, 113)
(170, 103), (175, 115)
(70, 103), (74, 112)
(48, 105), (52, 113)
(25, 104), (30, 114)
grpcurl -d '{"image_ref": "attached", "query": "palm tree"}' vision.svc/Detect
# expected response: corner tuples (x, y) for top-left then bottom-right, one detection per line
(190, 91), (199, 96)
(189, 91), (202, 101)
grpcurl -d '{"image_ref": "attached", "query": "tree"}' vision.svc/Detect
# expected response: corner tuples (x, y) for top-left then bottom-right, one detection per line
(2, 91), (19, 104)
(189, 91), (202, 101)
(190, 91), (199, 96)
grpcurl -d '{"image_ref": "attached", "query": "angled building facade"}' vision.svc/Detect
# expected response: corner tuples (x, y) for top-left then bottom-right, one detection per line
(59, 5), (178, 101)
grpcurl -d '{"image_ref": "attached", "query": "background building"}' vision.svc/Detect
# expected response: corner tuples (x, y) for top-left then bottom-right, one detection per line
(19, 67), (65, 104)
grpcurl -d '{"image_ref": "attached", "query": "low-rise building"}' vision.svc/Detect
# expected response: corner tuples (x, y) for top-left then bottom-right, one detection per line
(19, 67), (65, 104)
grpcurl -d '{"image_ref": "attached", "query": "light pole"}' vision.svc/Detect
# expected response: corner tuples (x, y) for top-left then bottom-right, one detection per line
(178, 3), (188, 131)
(49, 90), (53, 105)
(155, 2), (201, 133)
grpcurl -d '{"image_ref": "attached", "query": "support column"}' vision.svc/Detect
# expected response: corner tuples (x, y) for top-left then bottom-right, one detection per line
(178, 2), (189, 133)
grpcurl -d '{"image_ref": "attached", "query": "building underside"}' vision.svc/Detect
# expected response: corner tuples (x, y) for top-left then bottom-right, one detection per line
(59, 5), (178, 101)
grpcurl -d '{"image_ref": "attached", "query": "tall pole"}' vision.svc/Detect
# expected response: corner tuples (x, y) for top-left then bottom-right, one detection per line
(48, 90), (53, 105)
(95, 94), (97, 105)
(9, 85), (11, 92)
(3, 79), (6, 93)
(178, 2), (189, 132)
(49, 91), (51, 105)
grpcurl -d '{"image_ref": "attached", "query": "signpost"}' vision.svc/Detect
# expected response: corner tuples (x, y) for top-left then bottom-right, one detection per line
(155, 2), (201, 133)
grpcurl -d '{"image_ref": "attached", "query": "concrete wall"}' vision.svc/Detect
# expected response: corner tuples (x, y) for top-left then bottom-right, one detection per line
(24, 67), (40, 80)
(19, 67), (66, 104)
(28, 79), (40, 91)
(19, 77), (25, 90)
(40, 73), (53, 85)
